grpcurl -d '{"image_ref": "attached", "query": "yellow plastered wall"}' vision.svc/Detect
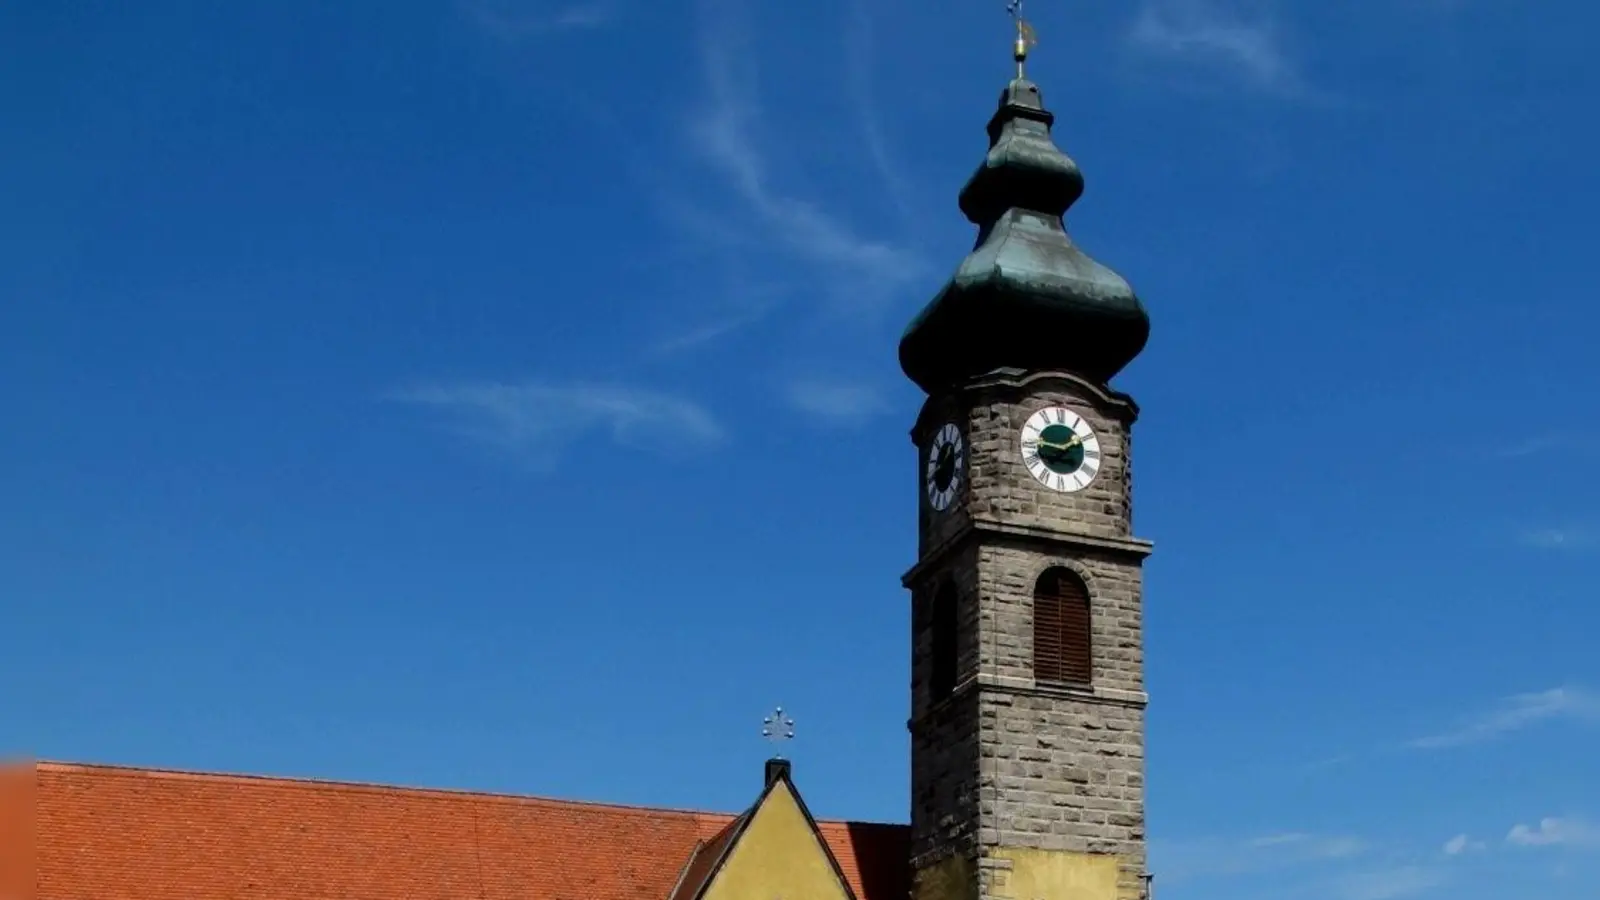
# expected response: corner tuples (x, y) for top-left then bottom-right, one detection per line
(702, 783), (853, 900)
(912, 852), (974, 900)
(993, 848), (1120, 900)
(914, 849), (1124, 900)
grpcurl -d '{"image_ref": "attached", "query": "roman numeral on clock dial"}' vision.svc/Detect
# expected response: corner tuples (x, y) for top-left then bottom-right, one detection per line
(1017, 405), (1103, 494)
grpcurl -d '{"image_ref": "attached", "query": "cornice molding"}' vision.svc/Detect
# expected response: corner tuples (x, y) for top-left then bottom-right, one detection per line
(903, 518), (1154, 588)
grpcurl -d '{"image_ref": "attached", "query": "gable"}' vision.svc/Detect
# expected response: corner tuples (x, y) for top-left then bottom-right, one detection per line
(669, 815), (747, 900)
(702, 779), (856, 900)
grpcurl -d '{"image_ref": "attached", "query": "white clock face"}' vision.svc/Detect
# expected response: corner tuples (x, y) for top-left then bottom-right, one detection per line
(925, 422), (966, 512)
(1019, 406), (1102, 493)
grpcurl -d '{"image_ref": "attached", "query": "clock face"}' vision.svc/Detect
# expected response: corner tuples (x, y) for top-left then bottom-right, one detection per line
(925, 422), (966, 512)
(1020, 406), (1102, 493)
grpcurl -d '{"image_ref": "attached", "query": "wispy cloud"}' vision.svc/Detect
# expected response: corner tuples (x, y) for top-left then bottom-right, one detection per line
(1441, 834), (1485, 856)
(391, 381), (721, 470)
(785, 379), (891, 426)
(1488, 433), (1574, 459)
(1153, 831), (1366, 882)
(1407, 686), (1600, 750)
(649, 310), (767, 357)
(464, 1), (616, 39)
(1301, 686), (1600, 774)
(1127, 0), (1307, 97)
(1518, 526), (1600, 552)
(1297, 752), (1359, 774)
(681, 0), (924, 315)
(1507, 816), (1600, 850)
(1336, 865), (1447, 900)
(843, 0), (920, 232)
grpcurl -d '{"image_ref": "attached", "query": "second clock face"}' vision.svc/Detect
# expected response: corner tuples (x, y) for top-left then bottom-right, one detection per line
(925, 422), (965, 512)
(1020, 406), (1102, 493)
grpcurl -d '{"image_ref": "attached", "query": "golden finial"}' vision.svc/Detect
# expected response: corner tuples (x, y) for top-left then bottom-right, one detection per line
(1007, 0), (1039, 79)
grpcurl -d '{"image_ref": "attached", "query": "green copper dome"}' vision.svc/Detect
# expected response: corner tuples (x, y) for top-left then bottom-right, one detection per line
(899, 78), (1150, 394)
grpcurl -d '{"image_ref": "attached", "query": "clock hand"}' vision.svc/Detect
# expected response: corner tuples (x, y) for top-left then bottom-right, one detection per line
(1037, 435), (1087, 452)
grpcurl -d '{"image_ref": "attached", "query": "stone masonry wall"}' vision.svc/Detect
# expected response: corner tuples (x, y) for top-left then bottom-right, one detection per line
(976, 543), (1145, 696)
(964, 379), (1135, 542)
(910, 543), (983, 870)
(910, 690), (981, 866)
(910, 371), (1148, 900)
(979, 692), (1147, 898)
(910, 545), (982, 721)
(916, 395), (975, 558)
(917, 374), (1137, 556)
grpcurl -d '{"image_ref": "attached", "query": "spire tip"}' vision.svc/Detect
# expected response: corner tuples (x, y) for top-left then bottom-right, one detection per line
(1006, 0), (1038, 79)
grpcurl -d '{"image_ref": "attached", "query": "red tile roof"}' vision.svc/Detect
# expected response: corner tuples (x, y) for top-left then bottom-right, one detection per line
(666, 814), (745, 900)
(0, 762), (35, 900)
(26, 761), (909, 900)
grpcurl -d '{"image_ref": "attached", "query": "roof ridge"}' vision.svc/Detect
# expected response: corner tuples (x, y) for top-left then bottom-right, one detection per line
(34, 760), (910, 828)
(34, 760), (736, 818)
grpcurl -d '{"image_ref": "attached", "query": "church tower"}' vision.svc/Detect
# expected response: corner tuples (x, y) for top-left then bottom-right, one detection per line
(899, 27), (1154, 900)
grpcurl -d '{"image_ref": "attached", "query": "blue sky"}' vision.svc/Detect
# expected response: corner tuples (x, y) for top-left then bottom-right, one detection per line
(2, 0), (1598, 898)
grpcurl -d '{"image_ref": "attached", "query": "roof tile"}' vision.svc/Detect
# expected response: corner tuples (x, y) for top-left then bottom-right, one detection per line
(33, 762), (908, 900)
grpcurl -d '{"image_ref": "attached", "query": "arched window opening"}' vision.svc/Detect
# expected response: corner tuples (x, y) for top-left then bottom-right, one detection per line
(929, 582), (958, 702)
(1033, 567), (1092, 685)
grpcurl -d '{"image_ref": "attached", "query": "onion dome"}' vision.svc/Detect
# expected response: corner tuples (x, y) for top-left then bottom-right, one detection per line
(899, 76), (1150, 394)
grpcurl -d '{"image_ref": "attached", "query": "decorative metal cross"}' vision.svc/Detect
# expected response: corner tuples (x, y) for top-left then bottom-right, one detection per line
(1006, 0), (1039, 78)
(761, 706), (795, 755)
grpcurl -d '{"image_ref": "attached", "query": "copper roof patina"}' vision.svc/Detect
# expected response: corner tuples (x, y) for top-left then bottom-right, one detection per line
(899, 76), (1150, 393)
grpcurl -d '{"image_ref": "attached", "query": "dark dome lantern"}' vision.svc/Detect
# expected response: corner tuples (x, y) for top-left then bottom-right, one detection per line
(898, 78), (1150, 394)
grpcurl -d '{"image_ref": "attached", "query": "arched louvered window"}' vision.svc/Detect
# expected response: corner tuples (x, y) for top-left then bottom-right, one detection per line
(929, 582), (958, 702)
(1033, 567), (1092, 685)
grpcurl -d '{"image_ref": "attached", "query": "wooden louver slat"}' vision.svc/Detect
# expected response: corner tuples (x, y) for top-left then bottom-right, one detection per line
(1033, 568), (1092, 685)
